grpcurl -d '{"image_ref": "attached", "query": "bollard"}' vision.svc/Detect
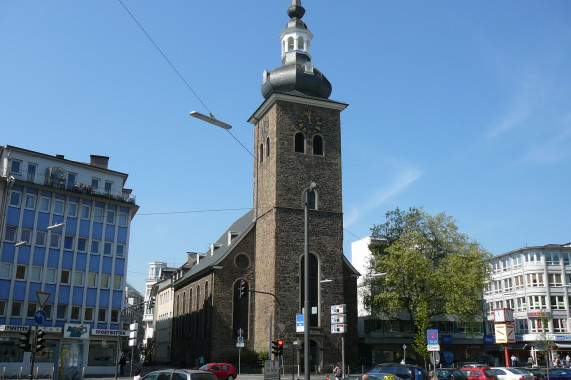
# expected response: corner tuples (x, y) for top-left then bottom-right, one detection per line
(19, 367), (23, 380)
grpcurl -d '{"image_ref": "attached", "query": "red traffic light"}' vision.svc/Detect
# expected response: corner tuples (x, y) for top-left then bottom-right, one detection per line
(277, 339), (283, 346)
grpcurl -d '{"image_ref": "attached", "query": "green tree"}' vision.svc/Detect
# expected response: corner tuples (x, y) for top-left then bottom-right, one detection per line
(364, 207), (491, 358)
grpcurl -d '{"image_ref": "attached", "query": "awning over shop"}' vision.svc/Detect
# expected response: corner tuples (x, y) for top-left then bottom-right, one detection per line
(555, 343), (571, 349)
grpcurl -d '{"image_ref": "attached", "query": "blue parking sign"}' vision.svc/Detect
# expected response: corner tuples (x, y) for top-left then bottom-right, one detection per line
(427, 329), (438, 345)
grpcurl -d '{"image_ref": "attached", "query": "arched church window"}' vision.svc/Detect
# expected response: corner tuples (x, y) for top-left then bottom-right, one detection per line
(233, 280), (249, 339)
(295, 132), (305, 153)
(298, 36), (305, 52)
(288, 37), (294, 52)
(259, 143), (264, 163)
(313, 135), (323, 156)
(266, 137), (270, 158)
(306, 189), (316, 210)
(300, 253), (319, 327)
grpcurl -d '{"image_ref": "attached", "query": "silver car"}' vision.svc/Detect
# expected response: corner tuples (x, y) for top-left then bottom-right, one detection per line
(491, 367), (534, 380)
(142, 369), (219, 380)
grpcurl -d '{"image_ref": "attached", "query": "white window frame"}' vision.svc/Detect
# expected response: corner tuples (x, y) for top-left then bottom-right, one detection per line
(30, 266), (42, 282)
(9, 191), (21, 207)
(104, 181), (113, 193)
(98, 307), (107, 322)
(53, 199), (64, 215)
(88, 272), (97, 287)
(15, 264), (27, 280)
(9, 159), (22, 175)
(39, 197), (51, 212)
(24, 194), (36, 210)
(50, 233), (61, 249)
(60, 269), (71, 284)
(92, 178), (100, 191)
(4, 226), (17, 242)
(116, 243), (125, 257)
(103, 242), (112, 256)
(20, 228), (32, 245)
(67, 202), (78, 217)
(46, 268), (57, 284)
(35, 231), (46, 247)
(113, 275), (122, 290)
(0, 263), (12, 279)
(80, 205), (90, 219)
(56, 304), (67, 320)
(64, 235), (74, 250)
(27, 163), (37, 182)
(71, 306), (81, 321)
(11, 301), (22, 317)
(118, 213), (128, 227)
(77, 237), (87, 253)
(91, 239), (100, 254)
(100, 274), (110, 289)
(94, 208), (103, 222)
(74, 271), (84, 286)
(85, 307), (94, 321)
(106, 210), (115, 225)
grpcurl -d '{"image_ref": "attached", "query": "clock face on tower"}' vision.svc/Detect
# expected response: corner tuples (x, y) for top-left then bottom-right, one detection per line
(297, 110), (322, 134)
(494, 309), (505, 323)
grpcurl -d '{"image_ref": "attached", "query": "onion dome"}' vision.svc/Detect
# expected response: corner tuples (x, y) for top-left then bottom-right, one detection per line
(261, 0), (332, 100)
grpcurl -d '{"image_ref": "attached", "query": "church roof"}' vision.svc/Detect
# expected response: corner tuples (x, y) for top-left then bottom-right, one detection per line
(261, 0), (332, 100)
(173, 209), (255, 287)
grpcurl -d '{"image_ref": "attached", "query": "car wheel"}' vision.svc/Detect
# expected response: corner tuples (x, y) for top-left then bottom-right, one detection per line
(228, 376), (234, 380)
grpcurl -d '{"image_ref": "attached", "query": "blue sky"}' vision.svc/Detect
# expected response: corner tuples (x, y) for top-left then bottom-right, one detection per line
(2, 1), (570, 293)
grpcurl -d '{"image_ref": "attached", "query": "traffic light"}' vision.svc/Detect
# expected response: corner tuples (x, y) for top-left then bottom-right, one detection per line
(271, 340), (279, 357)
(239, 280), (248, 298)
(277, 339), (284, 356)
(19, 328), (31, 351)
(36, 329), (46, 352)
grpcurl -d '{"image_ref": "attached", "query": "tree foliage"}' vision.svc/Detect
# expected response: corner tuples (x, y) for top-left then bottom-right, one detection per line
(364, 207), (491, 355)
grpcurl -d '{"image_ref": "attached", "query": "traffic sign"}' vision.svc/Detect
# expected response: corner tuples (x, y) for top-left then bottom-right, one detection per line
(36, 291), (51, 309)
(427, 329), (439, 345)
(34, 310), (47, 325)
(296, 314), (304, 332)
(427, 344), (440, 351)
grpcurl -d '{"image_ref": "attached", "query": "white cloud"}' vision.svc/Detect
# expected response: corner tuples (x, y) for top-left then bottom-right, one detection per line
(486, 85), (534, 140)
(344, 166), (422, 227)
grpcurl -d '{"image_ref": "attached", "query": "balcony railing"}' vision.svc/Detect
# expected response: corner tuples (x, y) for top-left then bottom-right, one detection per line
(2, 167), (136, 205)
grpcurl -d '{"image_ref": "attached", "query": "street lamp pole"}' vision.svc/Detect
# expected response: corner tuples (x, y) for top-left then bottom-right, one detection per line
(303, 182), (316, 380)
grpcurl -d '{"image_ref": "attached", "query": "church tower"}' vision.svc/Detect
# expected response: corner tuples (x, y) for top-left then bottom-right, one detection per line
(248, 0), (356, 369)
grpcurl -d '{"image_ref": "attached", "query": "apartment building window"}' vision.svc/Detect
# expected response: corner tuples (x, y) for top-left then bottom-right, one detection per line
(106, 210), (115, 225)
(505, 299), (515, 309)
(78, 238), (87, 253)
(554, 319), (567, 333)
(94, 208), (103, 222)
(530, 319), (547, 333)
(39, 197), (50, 212)
(545, 252), (560, 265)
(60, 270), (70, 284)
(495, 301), (504, 309)
(46, 268), (56, 283)
(67, 202), (78, 217)
(67, 172), (77, 190)
(26, 303), (37, 318)
(9, 191), (21, 207)
(504, 278), (513, 291)
(71, 306), (81, 321)
(98, 308), (107, 322)
(526, 273), (544, 287)
(0, 300), (5, 317)
(21, 228), (32, 244)
(53, 200), (64, 215)
(525, 252), (542, 265)
(91, 240), (100, 254)
(88, 273), (97, 287)
(50, 233), (61, 249)
(502, 258), (511, 271)
(57, 305), (67, 320)
(563, 253), (570, 265)
(27, 163), (37, 182)
(551, 296), (566, 309)
(81, 205), (90, 219)
(15, 265), (27, 280)
(100, 274), (110, 289)
(487, 303), (494, 314)
(92, 178), (100, 191)
(24, 194), (36, 209)
(113, 276), (122, 290)
(116, 244), (125, 257)
(548, 273), (562, 286)
(494, 280), (502, 293)
(11, 302), (22, 317)
(36, 231), (46, 247)
(64, 236), (74, 250)
(492, 261), (501, 273)
(74, 271), (84, 286)
(0, 263), (11, 279)
(4, 226), (17, 242)
(111, 309), (119, 323)
(118, 213), (128, 227)
(517, 319), (529, 333)
(30, 266), (42, 282)
(10, 159), (22, 175)
(85, 307), (94, 321)
(528, 295), (546, 309)
(103, 242), (112, 256)
(513, 255), (522, 268)
(104, 181), (113, 193)
(517, 297), (527, 311)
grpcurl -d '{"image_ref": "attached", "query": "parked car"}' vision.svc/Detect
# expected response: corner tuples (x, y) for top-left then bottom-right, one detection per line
(436, 369), (469, 380)
(142, 369), (218, 380)
(491, 367), (534, 380)
(463, 356), (496, 367)
(541, 368), (571, 380)
(513, 368), (544, 380)
(368, 363), (429, 380)
(199, 363), (238, 380)
(345, 374), (403, 380)
(460, 367), (498, 380)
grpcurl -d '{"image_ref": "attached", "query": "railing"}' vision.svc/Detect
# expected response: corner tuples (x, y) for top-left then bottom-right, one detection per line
(1, 366), (53, 380)
(1, 167), (136, 205)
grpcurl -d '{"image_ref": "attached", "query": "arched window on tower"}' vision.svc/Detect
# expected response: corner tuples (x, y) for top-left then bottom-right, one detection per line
(300, 253), (319, 327)
(259, 143), (264, 163)
(233, 280), (249, 339)
(266, 137), (270, 158)
(313, 135), (323, 156)
(295, 132), (305, 153)
(306, 189), (317, 210)
(288, 37), (294, 52)
(298, 36), (305, 52)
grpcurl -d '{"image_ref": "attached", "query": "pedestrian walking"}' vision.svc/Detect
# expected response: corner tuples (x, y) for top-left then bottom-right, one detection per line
(510, 354), (517, 367)
(333, 362), (342, 380)
(429, 371), (438, 380)
(134, 369), (141, 380)
(527, 356), (533, 367)
(119, 353), (127, 376)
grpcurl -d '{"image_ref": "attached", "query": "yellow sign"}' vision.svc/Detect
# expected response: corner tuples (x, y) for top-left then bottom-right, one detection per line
(495, 324), (515, 343)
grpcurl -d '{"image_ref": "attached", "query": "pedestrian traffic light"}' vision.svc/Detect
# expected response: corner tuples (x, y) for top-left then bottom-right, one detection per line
(277, 339), (284, 356)
(271, 340), (279, 356)
(239, 280), (248, 298)
(19, 328), (31, 351)
(36, 329), (46, 353)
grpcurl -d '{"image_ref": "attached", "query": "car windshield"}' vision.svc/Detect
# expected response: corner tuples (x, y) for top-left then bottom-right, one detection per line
(199, 366), (209, 371)
(483, 370), (496, 377)
(509, 369), (529, 375)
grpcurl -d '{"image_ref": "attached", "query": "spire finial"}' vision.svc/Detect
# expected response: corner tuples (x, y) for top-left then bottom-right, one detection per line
(287, 0), (305, 19)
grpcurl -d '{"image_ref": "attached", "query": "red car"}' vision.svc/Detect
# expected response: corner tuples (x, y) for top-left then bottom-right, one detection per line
(460, 368), (498, 380)
(199, 363), (237, 380)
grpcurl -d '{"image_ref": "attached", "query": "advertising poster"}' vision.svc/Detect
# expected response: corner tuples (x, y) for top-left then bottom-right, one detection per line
(58, 343), (83, 380)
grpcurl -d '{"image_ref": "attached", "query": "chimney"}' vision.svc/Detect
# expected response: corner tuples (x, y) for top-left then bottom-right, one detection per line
(55, 154), (65, 159)
(90, 155), (109, 169)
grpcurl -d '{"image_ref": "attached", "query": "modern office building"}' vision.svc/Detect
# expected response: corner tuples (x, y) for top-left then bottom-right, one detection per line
(484, 243), (571, 365)
(0, 145), (138, 377)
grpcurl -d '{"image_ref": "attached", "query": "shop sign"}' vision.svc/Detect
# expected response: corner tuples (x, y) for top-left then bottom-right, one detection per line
(91, 329), (128, 337)
(63, 323), (90, 339)
(0, 325), (61, 333)
(528, 311), (551, 318)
